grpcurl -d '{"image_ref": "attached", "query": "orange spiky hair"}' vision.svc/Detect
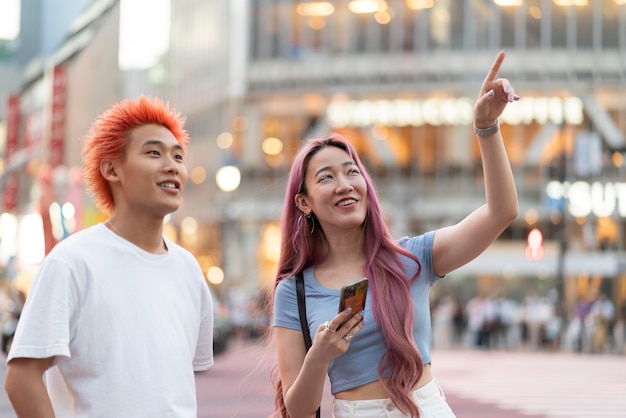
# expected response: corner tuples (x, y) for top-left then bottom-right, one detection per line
(81, 96), (188, 215)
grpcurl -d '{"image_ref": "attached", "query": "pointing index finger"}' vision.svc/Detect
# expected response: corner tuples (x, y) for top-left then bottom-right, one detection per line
(484, 50), (506, 83)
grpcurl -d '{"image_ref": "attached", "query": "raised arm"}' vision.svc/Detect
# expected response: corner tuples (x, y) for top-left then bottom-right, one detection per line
(432, 50), (519, 276)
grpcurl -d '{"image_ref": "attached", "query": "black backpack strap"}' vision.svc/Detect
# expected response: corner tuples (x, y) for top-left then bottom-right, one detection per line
(295, 271), (321, 418)
(296, 271), (313, 350)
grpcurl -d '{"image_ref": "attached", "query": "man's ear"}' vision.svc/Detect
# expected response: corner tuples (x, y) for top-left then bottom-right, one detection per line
(100, 160), (119, 182)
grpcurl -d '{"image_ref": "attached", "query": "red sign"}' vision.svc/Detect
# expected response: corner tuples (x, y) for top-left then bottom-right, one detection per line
(25, 110), (44, 149)
(50, 64), (67, 167)
(3, 95), (20, 211)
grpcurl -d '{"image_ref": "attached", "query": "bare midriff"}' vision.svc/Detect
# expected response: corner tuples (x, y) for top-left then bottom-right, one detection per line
(333, 363), (433, 400)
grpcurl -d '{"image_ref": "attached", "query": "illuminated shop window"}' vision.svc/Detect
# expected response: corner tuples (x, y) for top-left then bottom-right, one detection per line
(119, 0), (171, 70)
(0, 0), (20, 40)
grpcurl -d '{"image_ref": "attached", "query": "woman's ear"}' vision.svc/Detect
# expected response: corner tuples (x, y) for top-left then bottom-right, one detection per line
(294, 194), (310, 215)
(100, 160), (119, 181)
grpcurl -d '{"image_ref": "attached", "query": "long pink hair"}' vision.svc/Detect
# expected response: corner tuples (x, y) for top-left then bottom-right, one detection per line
(271, 133), (423, 417)
(81, 95), (188, 215)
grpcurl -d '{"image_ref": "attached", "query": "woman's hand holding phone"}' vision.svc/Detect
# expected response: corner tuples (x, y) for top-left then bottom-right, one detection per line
(312, 309), (365, 360)
(337, 277), (368, 327)
(311, 278), (368, 360)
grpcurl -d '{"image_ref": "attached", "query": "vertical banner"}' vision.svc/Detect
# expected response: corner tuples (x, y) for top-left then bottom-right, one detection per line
(38, 165), (56, 255)
(3, 95), (20, 212)
(41, 64), (68, 254)
(50, 64), (67, 168)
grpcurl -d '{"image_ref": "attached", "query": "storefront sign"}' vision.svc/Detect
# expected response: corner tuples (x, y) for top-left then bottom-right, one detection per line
(546, 180), (626, 218)
(3, 95), (20, 211)
(25, 110), (44, 149)
(50, 64), (67, 167)
(327, 96), (584, 128)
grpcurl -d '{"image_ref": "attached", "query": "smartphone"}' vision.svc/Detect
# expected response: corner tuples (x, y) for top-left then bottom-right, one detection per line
(338, 277), (368, 319)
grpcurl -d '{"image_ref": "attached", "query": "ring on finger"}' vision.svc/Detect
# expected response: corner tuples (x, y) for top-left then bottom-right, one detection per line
(343, 333), (352, 342)
(323, 321), (336, 333)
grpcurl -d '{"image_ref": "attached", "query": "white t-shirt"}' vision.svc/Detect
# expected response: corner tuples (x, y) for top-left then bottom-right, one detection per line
(8, 223), (214, 417)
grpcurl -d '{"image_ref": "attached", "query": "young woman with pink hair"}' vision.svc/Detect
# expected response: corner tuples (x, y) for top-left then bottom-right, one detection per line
(272, 51), (519, 417)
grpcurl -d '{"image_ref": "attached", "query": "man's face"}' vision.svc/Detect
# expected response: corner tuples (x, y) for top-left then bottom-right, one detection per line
(112, 123), (188, 218)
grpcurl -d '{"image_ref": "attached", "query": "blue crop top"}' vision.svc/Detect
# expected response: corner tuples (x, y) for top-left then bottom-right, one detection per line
(273, 231), (444, 395)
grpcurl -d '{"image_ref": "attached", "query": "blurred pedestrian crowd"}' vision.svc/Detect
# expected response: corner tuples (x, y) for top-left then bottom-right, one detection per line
(431, 290), (625, 355)
(7, 276), (624, 358)
(4, 277), (624, 358)
(208, 282), (626, 358)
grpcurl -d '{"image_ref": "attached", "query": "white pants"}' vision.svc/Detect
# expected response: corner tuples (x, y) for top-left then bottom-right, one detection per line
(331, 379), (456, 418)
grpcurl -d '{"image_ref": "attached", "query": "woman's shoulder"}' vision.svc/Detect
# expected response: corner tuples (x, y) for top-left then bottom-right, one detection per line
(275, 276), (297, 297)
(398, 231), (444, 283)
(397, 230), (435, 252)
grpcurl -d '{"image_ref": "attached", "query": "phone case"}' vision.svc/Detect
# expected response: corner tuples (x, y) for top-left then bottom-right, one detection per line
(338, 277), (368, 313)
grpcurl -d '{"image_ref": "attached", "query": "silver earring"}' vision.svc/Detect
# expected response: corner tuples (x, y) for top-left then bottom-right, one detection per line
(307, 213), (315, 234)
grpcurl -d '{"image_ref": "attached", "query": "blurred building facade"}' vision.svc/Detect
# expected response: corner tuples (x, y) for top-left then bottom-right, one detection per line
(1, 0), (626, 313)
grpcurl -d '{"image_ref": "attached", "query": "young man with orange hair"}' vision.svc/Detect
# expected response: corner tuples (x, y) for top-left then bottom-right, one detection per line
(4, 96), (214, 417)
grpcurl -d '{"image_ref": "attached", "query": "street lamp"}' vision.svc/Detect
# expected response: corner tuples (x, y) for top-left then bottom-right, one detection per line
(215, 166), (241, 193)
(215, 165), (241, 290)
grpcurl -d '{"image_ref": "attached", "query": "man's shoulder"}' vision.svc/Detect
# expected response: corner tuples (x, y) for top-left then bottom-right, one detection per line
(165, 238), (197, 260)
(47, 224), (105, 256)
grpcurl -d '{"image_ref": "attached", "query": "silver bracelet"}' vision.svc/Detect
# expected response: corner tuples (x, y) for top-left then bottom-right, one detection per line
(474, 119), (500, 137)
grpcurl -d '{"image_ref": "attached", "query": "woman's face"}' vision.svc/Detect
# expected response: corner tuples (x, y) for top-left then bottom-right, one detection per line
(296, 146), (368, 234)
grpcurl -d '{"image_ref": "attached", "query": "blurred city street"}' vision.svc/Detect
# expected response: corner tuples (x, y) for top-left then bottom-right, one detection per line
(1, 338), (625, 417)
(2, 1), (626, 417)
(196, 339), (626, 418)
